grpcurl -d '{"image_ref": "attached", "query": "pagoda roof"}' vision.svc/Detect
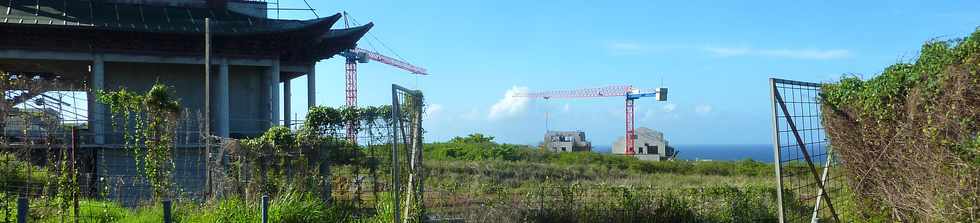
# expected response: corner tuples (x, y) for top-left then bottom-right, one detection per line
(0, 0), (371, 35)
(0, 0), (372, 62)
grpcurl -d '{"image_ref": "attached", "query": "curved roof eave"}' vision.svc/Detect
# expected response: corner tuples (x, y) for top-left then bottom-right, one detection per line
(226, 13), (343, 36)
(312, 22), (374, 60)
(0, 1), (345, 36)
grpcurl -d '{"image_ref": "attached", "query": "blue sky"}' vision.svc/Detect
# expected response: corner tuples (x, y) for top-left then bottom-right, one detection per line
(276, 0), (980, 146)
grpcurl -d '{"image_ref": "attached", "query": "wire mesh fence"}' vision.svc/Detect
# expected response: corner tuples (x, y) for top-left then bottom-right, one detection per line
(0, 75), (425, 222)
(770, 78), (846, 223)
(420, 184), (781, 222)
(1, 73), (824, 222)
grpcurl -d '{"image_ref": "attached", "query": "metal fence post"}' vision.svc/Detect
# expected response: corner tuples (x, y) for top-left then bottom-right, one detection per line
(162, 199), (172, 223)
(16, 196), (27, 223)
(71, 127), (80, 223)
(391, 85), (402, 223)
(769, 78), (785, 223)
(262, 195), (269, 223)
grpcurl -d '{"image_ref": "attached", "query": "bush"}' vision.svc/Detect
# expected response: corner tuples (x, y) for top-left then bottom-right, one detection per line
(518, 185), (778, 223)
(822, 30), (980, 221)
(425, 133), (773, 178)
(0, 152), (50, 191)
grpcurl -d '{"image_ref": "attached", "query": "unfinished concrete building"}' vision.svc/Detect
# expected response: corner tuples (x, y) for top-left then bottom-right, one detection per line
(613, 127), (676, 161)
(544, 130), (592, 152)
(1, 0), (371, 140)
(0, 0), (370, 203)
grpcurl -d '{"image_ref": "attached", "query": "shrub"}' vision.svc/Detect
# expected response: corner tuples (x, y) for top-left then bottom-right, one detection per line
(822, 30), (980, 221)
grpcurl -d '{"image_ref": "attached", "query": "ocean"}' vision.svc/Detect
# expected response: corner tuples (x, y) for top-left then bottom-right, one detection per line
(592, 144), (781, 163)
(672, 144), (774, 162)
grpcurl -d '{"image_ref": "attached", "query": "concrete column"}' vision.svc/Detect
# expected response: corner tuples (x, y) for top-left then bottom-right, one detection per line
(283, 78), (291, 127)
(307, 65), (316, 108)
(216, 59), (230, 137)
(267, 60), (280, 126)
(90, 55), (105, 144)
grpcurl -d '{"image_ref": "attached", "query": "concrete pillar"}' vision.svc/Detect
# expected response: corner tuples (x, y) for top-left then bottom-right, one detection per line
(216, 59), (230, 137)
(283, 78), (291, 127)
(90, 55), (105, 144)
(267, 60), (280, 126)
(307, 65), (316, 108)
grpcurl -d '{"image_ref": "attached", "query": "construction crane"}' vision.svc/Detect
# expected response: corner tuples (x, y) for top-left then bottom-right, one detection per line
(339, 12), (429, 143)
(515, 85), (667, 155)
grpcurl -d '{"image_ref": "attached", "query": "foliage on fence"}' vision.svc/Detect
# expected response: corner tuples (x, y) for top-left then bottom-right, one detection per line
(97, 84), (181, 199)
(219, 105), (400, 202)
(821, 29), (980, 221)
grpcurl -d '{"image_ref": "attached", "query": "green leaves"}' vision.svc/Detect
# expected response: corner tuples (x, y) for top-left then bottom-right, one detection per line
(821, 29), (980, 221)
(144, 84), (181, 115)
(448, 133), (495, 144)
(339, 106), (360, 125)
(96, 83), (181, 199)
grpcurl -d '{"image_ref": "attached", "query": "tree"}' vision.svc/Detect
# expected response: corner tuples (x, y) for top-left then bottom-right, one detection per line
(449, 133), (495, 144)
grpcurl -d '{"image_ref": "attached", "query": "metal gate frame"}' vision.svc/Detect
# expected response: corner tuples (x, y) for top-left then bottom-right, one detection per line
(769, 78), (841, 223)
(390, 84), (424, 223)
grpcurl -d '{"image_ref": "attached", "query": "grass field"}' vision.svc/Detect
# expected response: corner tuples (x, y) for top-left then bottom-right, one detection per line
(1, 134), (786, 222)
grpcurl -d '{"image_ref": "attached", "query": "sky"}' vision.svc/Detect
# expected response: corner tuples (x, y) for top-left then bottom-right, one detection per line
(274, 0), (980, 146)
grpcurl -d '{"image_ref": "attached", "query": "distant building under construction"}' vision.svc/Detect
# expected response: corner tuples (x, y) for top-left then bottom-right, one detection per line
(544, 130), (592, 152)
(613, 127), (676, 161)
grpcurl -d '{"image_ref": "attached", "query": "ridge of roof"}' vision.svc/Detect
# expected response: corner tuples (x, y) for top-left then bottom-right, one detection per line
(0, 0), (344, 35)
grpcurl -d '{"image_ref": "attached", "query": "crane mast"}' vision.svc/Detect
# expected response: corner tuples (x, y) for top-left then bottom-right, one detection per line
(340, 12), (429, 144)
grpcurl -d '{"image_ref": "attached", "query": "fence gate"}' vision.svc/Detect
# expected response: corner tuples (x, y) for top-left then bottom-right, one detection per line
(390, 84), (425, 223)
(769, 78), (845, 223)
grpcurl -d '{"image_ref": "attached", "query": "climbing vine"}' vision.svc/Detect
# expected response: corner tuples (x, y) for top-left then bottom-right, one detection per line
(97, 84), (181, 199)
(228, 105), (400, 199)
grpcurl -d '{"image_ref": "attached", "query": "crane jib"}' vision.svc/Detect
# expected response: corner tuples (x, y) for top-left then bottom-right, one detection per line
(626, 92), (658, 100)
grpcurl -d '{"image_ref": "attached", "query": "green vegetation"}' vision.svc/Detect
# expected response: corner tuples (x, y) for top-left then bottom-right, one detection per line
(1, 131), (783, 222)
(418, 133), (780, 222)
(0, 190), (389, 223)
(426, 134), (772, 178)
(821, 29), (980, 221)
(97, 84), (182, 199)
(0, 152), (50, 189)
(519, 185), (778, 222)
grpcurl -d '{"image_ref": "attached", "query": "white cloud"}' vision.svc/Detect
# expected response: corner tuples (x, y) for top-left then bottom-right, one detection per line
(641, 103), (680, 122)
(605, 41), (678, 55)
(703, 47), (751, 57)
(488, 86), (530, 120)
(641, 109), (656, 122)
(695, 104), (713, 115)
(662, 102), (677, 113)
(702, 47), (851, 60)
(460, 108), (481, 120)
(605, 41), (851, 59)
(607, 42), (647, 53)
(424, 104), (443, 120)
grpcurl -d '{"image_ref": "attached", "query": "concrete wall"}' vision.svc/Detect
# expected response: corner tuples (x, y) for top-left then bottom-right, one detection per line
(102, 62), (269, 141)
(227, 65), (269, 136)
(96, 147), (207, 207)
(612, 127), (671, 161)
(544, 131), (592, 152)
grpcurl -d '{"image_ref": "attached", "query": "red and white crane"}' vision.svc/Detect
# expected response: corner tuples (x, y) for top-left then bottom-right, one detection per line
(339, 12), (429, 143)
(515, 85), (667, 155)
